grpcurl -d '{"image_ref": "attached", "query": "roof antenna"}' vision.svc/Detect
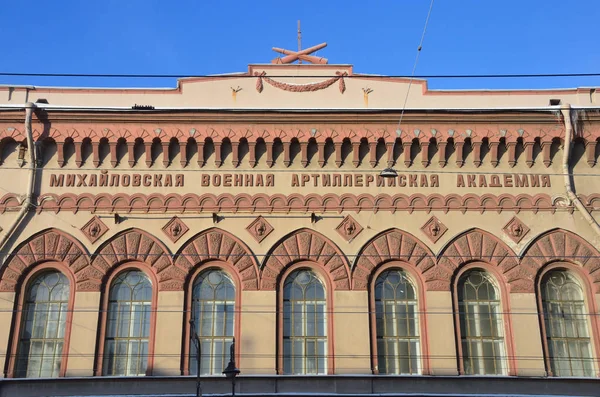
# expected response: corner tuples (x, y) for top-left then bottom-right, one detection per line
(297, 20), (302, 64)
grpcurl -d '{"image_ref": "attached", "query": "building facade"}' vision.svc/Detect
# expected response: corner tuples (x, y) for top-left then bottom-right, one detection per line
(0, 59), (599, 396)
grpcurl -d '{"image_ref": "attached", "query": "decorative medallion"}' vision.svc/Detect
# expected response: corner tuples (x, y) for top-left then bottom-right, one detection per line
(246, 215), (274, 243)
(502, 216), (530, 244)
(420, 216), (448, 243)
(162, 216), (189, 243)
(81, 215), (109, 244)
(335, 215), (363, 242)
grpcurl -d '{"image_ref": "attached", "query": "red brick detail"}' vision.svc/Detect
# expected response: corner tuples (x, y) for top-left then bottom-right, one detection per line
(420, 216), (448, 243)
(352, 229), (435, 290)
(174, 227), (259, 291)
(161, 216), (189, 243)
(91, 228), (180, 291)
(10, 192), (567, 215)
(502, 216), (530, 244)
(261, 228), (350, 291)
(0, 229), (94, 292)
(80, 216), (109, 244)
(246, 216), (274, 243)
(517, 228), (600, 293)
(335, 215), (363, 242)
(429, 228), (519, 292)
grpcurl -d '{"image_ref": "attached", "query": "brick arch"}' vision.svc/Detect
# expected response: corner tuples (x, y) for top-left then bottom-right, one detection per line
(91, 228), (179, 291)
(427, 228), (518, 291)
(515, 228), (600, 293)
(261, 228), (350, 290)
(352, 228), (435, 290)
(0, 228), (91, 292)
(174, 227), (259, 291)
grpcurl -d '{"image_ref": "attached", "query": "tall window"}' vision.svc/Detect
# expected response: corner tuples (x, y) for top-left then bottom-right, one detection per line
(102, 270), (152, 376)
(15, 271), (70, 378)
(541, 270), (594, 377)
(457, 270), (506, 375)
(282, 269), (327, 375)
(374, 269), (420, 374)
(190, 269), (235, 375)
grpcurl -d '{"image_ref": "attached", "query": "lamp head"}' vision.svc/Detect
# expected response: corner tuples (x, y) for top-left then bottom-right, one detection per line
(379, 168), (398, 178)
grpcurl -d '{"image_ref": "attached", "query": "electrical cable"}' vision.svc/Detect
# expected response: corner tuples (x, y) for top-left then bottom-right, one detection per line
(0, 72), (599, 79)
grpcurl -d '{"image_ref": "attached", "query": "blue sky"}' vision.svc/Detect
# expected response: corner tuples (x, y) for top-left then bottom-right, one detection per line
(1, 0), (599, 90)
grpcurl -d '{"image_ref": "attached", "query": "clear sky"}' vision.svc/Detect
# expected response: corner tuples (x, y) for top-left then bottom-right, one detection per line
(1, 0), (599, 90)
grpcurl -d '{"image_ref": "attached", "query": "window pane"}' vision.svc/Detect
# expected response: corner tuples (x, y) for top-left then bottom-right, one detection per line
(282, 269), (327, 375)
(458, 270), (506, 375)
(189, 270), (236, 375)
(541, 270), (594, 377)
(374, 269), (420, 375)
(16, 271), (69, 378)
(103, 270), (152, 376)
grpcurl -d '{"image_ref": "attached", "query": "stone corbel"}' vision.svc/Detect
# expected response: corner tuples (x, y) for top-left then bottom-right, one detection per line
(369, 141), (377, 167)
(541, 141), (552, 167)
(57, 141), (66, 167)
(197, 141), (205, 167)
(454, 141), (465, 168)
(214, 141), (223, 167)
(109, 141), (118, 167)
(472, 141), (482, 167)
(248, 141), (257, 168)
(352, 141), (361, 167)
(266, 141), (274, 167)
(506, 141), (517, 168)
(317, 142), (326, 167)
(300, 142), (309, 167)
(334, 142), (343, 167)
(71, 141), (83, 168)
(386, 141), (395, 167)
(402, 141), (412, 167)
(127, 141), (136, 167)
(524, 141), (535, 168)
(283, 141), (292, 167)
(585, 140), (597, 167)
(489, 141), (499, 167)
(162, 141), (170, 167)
(179, 141), (188, 167)
(231, 141), (240, 167)
(92, 141), (101, 167)
(420, 141), (430, 167)
(144, 142), (153, 167)
(437, 141), (447, 167)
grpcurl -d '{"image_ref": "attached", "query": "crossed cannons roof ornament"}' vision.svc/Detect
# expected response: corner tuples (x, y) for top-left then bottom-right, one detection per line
(271, 42), (328, 64)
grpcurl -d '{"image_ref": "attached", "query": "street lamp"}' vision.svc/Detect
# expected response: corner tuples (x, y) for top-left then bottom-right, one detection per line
(189, 317), (202, 397)
(222, 338), (240, 397)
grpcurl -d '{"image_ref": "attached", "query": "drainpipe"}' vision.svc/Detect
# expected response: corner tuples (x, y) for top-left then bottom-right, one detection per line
(561, 104), (600, 237)
(0, 102), (37, 255)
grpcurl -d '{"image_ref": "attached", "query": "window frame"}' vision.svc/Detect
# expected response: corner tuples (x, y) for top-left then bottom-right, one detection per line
(369, 262), (429, 375)
(95, 263), (158, 377)
(536, 263), (600, 377)
(7, 263), (76, 378)
(277, 263), (334, 375)
(182, 262), (241, 376)
(452, 264), (516, 376)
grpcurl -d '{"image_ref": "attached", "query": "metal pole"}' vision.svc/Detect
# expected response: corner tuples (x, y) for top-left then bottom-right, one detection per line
(190, 318), (202, 397)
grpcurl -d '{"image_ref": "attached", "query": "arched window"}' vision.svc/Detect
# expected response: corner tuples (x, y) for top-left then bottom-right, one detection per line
(457, 270), (506, 375)
(190, 269), (235, 375)
(541, 270), (594, 377)
(282, 269), (327, 375)
(374, 269), (420, 374)
(102, 270), (152, 376)
(14, 271), (70, 378)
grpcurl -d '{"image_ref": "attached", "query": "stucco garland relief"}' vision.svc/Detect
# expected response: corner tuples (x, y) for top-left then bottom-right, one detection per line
(254, 71), (347, 94)
(0, 192), (573, 215)
(261, 229), (351, 291)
